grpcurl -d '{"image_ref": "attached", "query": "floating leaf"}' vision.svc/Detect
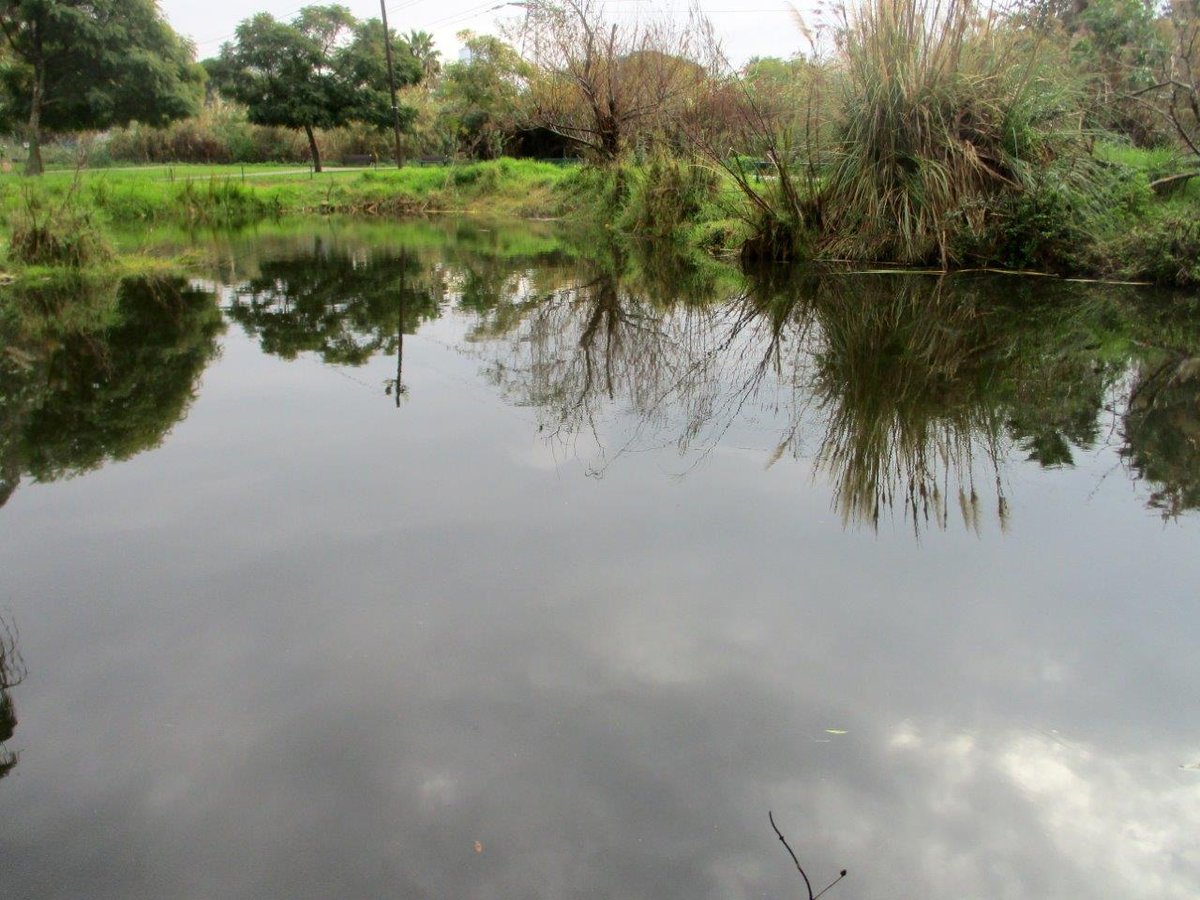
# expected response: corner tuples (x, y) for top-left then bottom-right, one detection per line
(474, 841), (484, 853)
(825, 729), (848, 735)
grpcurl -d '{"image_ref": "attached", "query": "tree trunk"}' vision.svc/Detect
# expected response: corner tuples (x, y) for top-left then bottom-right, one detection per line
(304, 124), (322, 173)
(25, 34), (45, 175)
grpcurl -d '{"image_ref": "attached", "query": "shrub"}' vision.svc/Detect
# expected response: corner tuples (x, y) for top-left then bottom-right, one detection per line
(1115, 216), (1200, 286)
(8, 181), (113, 268)
(957, 157), (1152, 271)
(617, 153), (719, 246)
(106, 105), (314, 165)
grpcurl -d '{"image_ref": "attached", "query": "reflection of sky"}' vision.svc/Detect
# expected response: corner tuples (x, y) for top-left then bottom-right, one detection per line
(1, 302), (1198, 899)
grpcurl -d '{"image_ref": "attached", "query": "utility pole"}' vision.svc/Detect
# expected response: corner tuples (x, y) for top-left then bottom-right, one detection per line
(379, 0), (404, 168)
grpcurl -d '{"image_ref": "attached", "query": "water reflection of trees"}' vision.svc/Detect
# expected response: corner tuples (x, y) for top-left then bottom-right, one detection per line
(224, 233), (577, 405)
(0, 616), (26, 782)
(1122, 354), (1200, 519)
(0, 276), (224, 509)
(212, 233), (1200, 531)
(480, 273), (700, 442)
(226, 249), (443, 367)
(473, 267), (1200, 532)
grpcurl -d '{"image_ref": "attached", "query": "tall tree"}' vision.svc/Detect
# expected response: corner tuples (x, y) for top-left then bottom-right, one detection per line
(439, 31), (531, 158)
(406, 29), (441, 84)
(211, 5), (419, 172)
(0, 0), (202, 174)
(516, 0), (710, 159)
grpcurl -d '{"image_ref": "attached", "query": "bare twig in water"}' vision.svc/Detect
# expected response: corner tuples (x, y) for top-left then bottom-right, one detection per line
(813, 870), (849, 900)
(768, 810), (847, 900)
(769, 810), (814, 899)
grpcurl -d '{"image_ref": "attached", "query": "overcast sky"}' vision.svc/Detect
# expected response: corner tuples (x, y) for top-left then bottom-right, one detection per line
(159, 0), (807, 68)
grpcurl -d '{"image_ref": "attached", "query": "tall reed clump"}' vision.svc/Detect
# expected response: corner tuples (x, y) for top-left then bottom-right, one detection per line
(822, 0), (1069, 265)
(8, 178), (114, 268)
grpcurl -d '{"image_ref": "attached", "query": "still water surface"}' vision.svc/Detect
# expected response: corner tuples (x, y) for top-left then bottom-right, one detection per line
(1, 221), (1198, 899)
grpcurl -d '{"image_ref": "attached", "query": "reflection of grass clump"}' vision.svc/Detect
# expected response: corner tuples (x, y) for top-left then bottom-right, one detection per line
(809, 276), (1009, 532)
(0, 271), (122, 338)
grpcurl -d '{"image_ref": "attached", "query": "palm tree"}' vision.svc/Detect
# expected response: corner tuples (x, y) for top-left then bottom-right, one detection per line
(406, 30), (441, 84)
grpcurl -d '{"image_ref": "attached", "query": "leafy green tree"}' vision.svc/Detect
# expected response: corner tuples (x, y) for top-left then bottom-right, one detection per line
(438, 31), (531, 158)
(211, 5), (420, 171)
(344, 18), (423, 125)
(0, 0), (203, 174)
(1071, 0), (1169, 144)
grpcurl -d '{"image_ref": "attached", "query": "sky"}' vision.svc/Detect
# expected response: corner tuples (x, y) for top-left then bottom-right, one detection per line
(159, 0), (808, 68)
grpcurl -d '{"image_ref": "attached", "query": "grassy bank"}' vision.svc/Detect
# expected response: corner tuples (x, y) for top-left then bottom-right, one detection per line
(0, 159), (578, 229)
(0, 148), (1197, 287)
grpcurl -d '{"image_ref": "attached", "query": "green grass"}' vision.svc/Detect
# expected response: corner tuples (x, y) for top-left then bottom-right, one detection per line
(0, 159), (581, 232)
(1094, 143), (1190, 176)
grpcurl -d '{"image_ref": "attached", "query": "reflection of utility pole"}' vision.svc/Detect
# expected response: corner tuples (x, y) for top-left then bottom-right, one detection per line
(379, 0), (405, 168)
(385, 269), (408, 407)
(394, 295), (406, 407)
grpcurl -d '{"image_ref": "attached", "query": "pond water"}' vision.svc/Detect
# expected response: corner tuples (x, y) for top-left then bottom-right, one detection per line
(1, 220), (1199, 899)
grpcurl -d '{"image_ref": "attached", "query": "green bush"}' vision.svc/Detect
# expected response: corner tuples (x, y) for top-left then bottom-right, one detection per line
(1115, 216), (1200, 286)
(617, 153), (719, 246)
(8, 182), (113, 267)
(958, 158), (1151, 271)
